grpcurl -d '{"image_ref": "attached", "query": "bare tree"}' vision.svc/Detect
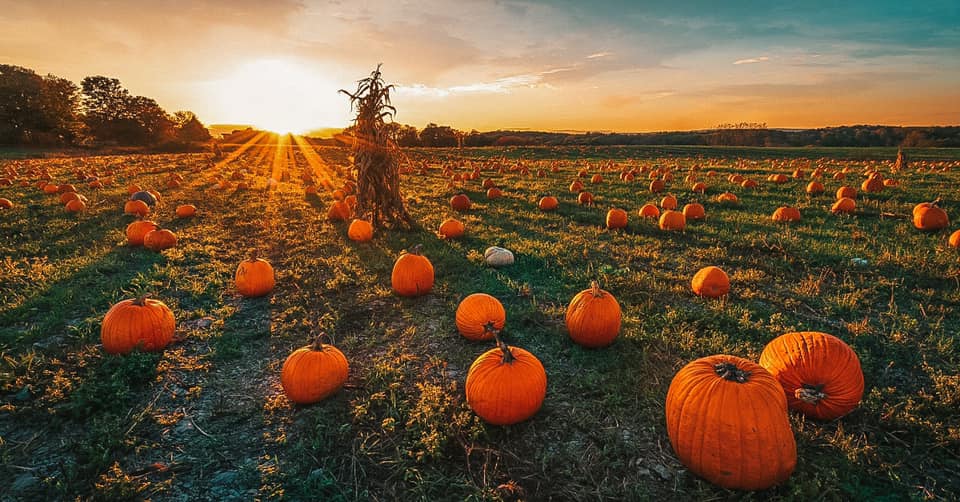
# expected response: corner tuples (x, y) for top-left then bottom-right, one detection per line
(339, 65), (412, 227)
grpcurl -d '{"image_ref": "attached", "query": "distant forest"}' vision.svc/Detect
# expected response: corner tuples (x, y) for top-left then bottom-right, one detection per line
(321, 122), (960, 148)
(0, 64), (210, 149)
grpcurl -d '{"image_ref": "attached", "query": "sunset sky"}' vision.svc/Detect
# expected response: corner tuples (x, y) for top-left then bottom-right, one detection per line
(1, 0), (958, 134)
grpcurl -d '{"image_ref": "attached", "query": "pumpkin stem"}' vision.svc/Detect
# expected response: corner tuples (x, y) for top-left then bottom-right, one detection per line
(249, 250), (260, 262)
(409, 244), (423, 256)
(930, 197), (942, 207)
(714, 362), (750, 383)
(590, 281), (602, 297)
(493, 332), (515, 364)
(311, 332), (329, 351)
(131, 294), (151, 306)
(795, 384), (828, 404)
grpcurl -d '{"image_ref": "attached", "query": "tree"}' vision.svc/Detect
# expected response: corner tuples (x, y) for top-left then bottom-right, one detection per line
(419, 123), (457, 147)
(340, 65), (412, 227)
(172, 111), (211, 142)
(0, 65), (45, 144)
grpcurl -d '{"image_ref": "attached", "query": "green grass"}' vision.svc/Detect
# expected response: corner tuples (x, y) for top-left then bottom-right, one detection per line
(1, 143), (958, 500)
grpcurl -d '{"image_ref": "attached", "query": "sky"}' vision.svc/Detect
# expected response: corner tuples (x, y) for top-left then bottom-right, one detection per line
(1, 0), (958, 133)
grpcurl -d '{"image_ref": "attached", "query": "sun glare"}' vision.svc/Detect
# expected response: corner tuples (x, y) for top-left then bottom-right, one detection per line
(207, 59), (349, 134)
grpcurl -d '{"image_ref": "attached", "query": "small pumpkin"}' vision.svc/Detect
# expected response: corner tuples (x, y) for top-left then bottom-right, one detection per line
(831, 197), (856, 214)
(465, 335), (547, 425)
(280, 334), (349, 404)
(0, 198), (13, 209)
(638, 203), (660, 219)
(126, 220), (158, 246)
(438, 218), (465, 239)
(484, 246), (515, 267)
(605, 208), (627, 230)
(347, 219), (374, 242)
(716, 192), (739, 204)
(486, 187), (502, 199)
(682, 203), (705, 220)
(949, 229), (960, 248)
(759, 332), (864, 421)
(175, 204), (197, 218)
(327, 200), (351, 221)
(101, 295), (176, 354)
(691, 266), (730, 298)
(772, 206), (801, 222)
(538, 196), (559, 212)
(143, 228), (177, 252)
(391, 245), (434, 297)
(691, 182), (707, 194)
(124, 199), (150, 217)
(666, 355), (796, 490)
(660, 194), (678, 210)
(805, 181), (824, 195)
(836, 186), (857, 200)
(658, 210), (686, 231)
(649, 179), (665, 193)
(565, 281), (621, 348)
(577, 191), (594, 205)
(450, 193), (472, 212)
(912, 200), (948, 231)
(569, 180), (584, 193)
(65, 199), (86, 213)
(235, 251), (276, 297)
(456, 293), (506, 341)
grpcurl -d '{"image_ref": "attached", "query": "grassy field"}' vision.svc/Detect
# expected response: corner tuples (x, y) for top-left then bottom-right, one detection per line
(1, 138), (959, 500)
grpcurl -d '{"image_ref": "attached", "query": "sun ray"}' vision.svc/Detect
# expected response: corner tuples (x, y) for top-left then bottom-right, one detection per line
(292, 134), (338, 192)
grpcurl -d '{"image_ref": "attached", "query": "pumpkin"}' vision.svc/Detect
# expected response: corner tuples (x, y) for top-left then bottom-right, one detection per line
(143, 228), (177, 252)
(638, 203), (660, 219)
(280, 334), (349, 404)
(660, 194), (678, 210)
(58, 183), (77, 193)
(682, 203), (705, 220)
(569, 180), (584, 193)
(0, 198), (12, 209)
(327, 200), (351, 221)
(836, 186), (857, 200)
(658, 210), (686, 231)
(691, 266), (730, 298)
(126, 184), (142, 195)
(391, 246), (434, 297)
(759, 332), (864, 420)
(175, 204), (196, 218)
(741, 178), (758, 189)
(42, 183), (60, 194)
(65, 199), (86, 213)
(716, 192), (739, 204)
(101, 296), (176, 354)
(456, 293), (506, 341)
(450, 193), (471, 212)
(649, 179), (665, 193)
(486, 187), (502, 199)
(666, 355), (796, 490)
(482, 178), (496, 189)
(912, 201), (948, 231)
(949, 229), (960, 248)
(577, 191), (594, 205)
(590, 174), (603, 184)
(831, 197), (856, 214)
(130, 191), (157, 206)
(565, 281), (621, 348)
(438, 218), (465, 239)
(124, 199), (150, 217)
(59, 191), (81, 204)
(484, 246), (515, 267)
(465, 336), (547, 425)
(606, 208), (627, 229)
(347, 219), (374, 242)
(861, 175), (884, 193)
(691, 182), (707, 193)
(538, 196), (558, 212)
(235, 252), (275, 297)
(772, 206), (801, 222)
(805, 181), (824, 195)
(126, 220), (158, 246)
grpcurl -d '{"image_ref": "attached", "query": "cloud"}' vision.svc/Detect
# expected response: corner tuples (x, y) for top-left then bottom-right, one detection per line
(733, 56), (770, 65)
(586, 51), (614, 59)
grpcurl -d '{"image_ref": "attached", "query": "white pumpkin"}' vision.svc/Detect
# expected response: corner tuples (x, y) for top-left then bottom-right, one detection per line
(484, 246), (514, 267)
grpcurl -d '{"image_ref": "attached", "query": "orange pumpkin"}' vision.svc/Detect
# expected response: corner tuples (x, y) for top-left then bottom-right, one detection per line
(861, 176), (884, 193)
(912, 201), (948, 231)
(65, 199), (86, 213)
(638, 203), (660, 219)
(465, 337), (546, 425)
(438, 218), (465, 239)
(565, 281), (621, 348)
(760, 332), (864, 421)
(280, 334), (349, 404)
(772, 206), (801, 222)
(805, 181), (824, 195)
(486, 187), (502, 199)
(347, 219), (374, 242)
(691, 266), (730, 298)
(143, 229), (177, 252)
(450, 193), (471, 212)
(666, 355), (796, 490)
(124, 199), (150, 217)
(682, 203), (705, 220)
(391, 246), (434, 297)
(836, 186), (857, 200)
(235, 253), (276, 297)
(590, 174), (603, 184)
(538, 196), (559, 212)
(327, 200), (351, 221)
(649, 179), (665, 193)
(660, 194), (678, 210)
(658, 210), (686, 231)
(605, 208), (627, 229)
(569, 180), (584, 193)
(691, 182), (707, 194)
(455, 293), (506, 341)
(126, 220), (158, 246)
(0, 198), (13, 209)
(949, 229), (960, 248)
(577, 191), (594, 205)
(101, 296), (176, 354)
(716, 192), (739, 204)
(831, 197), (856, 214)
(175, 204), (196, 218)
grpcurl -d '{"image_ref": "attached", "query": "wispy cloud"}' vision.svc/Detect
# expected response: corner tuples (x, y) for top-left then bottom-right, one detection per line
(397, 66), (576, 97)
(733, 56), (770, 65)
(586, 51), (613, 59)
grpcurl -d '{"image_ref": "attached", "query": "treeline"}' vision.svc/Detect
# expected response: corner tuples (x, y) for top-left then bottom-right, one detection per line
(0, 64), (210, 148)
(334, 123), (960, 148)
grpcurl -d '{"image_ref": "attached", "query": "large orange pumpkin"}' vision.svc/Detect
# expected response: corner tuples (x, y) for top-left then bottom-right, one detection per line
(143, 229), (177, 252)
(660, 194), (678, 210)
(101, 296), (176, 354)
(391, 246), (434, 297)
(659, 210), (686, 231)
(465, 337), (547, 425)
(772, 206), (801, 222)
(605, 208), (627, 229)
(347, 219), (374, 242)
(565, 282), (621, 348)
(124, 200), (150, 217)
(912, 201), (948, 231)
(831, 197), (856, 214)
(235, 253), (276, 297)
(691, 266), (730, 298)
(126, 220), (158, 246)
(638, 203), (660, 219)
(280, 334), (349, 404)
(538, 195), (559, 212)
(450, 193), (471, 212)
(759, 332), (864, 421)
(455, 293), (506, 341)
(682, 203), (705, 220)
(438, 218), (465, 239)
(175, 204), (196, 218)
(666, 355), (796, 490)
(836, 186), (857, 200)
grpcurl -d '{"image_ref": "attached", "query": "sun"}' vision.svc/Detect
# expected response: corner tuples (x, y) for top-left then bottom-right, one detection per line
(206, 58), (349, 134)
